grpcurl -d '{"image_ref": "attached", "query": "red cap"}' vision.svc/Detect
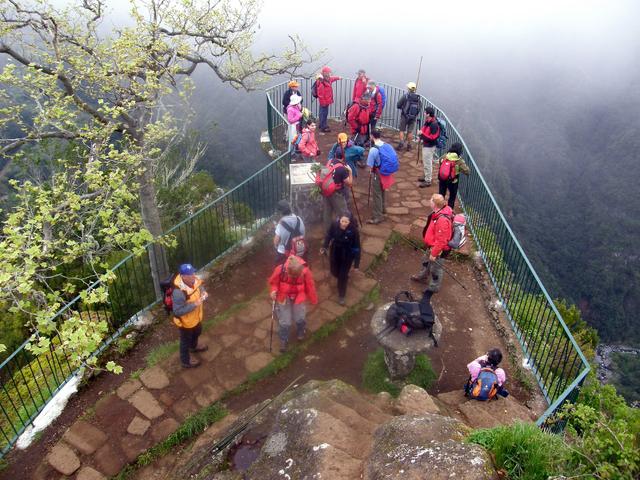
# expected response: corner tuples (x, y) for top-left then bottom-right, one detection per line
(321, 66), (332, 74)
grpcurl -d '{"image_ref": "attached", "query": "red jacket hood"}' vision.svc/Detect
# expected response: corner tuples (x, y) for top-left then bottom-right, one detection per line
(433, 205), (454, 219)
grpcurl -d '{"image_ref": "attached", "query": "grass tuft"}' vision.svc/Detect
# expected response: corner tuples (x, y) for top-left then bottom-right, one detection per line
(362, 348), (436, 397)
(145, 341), (179, 368)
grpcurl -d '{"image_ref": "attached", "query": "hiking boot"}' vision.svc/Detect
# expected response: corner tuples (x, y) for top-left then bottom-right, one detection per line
(190, 344), (208, 353)
(406, 143), (412, 151)
(338, 296), (346, 306)
(417, 177), (425, 182)
(279, 341), (288, 353)
(419, 181), (431, 188)
(182, 359), (201, 368)
(396, 141), (404, 150)
(366, 217), (383, 225)
(297, 329), (306, 340)
(322, 127), (331, 133)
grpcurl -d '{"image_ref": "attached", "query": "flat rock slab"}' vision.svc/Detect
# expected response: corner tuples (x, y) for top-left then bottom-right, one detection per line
(239, 299), (272, 324)
(127, 389), (165, 420)
(47, 442), (80, 476)
(394, 223), (412, 235)
(151, 417), (180, 443)
(198, 342), (223, 362)
(127, 416), (151, 436)
(116, 378), (142, 400)
(172, 397), (200, 420)
(385, 206), (410, 215)
(318, 300), (347, 318)
(76, 466), (106, 480)
(220, 333), (241, 348)
(402, 201), (423, 209)
(361, 223), (392, 239)
(93, 443), (126, 477)
(245, 352), (274, 373)
(180, 363), (215, 390)
(194, 383), (224, 407)
(139, 365), (170, 390)
(62, 420), (107, 455)
(361, 236), (387, 256)
(119, 434), (151, 463)
(457, 396), (536, 429)
(395, 385), (440, 415)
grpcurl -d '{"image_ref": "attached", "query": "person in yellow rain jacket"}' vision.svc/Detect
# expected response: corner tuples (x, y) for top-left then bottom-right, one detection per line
(172, 264), (208, 368)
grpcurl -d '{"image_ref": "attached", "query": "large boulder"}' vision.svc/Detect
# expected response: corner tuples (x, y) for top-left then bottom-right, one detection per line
(365, 414), (497, 480)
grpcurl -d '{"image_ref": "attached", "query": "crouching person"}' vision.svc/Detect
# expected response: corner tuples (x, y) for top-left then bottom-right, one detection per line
(268, 256), (318, 352)
(173, 264), (209, 368)
(464, 348), (508, 400)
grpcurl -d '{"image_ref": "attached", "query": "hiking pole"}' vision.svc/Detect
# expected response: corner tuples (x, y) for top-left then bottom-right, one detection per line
(367, 171), (372, 207)
(416, 136), (422, 166)
(269, 300), (276, 353)
(415, 55), (424, 90)
(350, 186), (363, 225)
(396, 234), (468, 291)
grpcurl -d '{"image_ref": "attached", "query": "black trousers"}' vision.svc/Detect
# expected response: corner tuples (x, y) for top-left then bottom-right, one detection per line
(179, 323), (202, 365)
(439, 180), (459, 209)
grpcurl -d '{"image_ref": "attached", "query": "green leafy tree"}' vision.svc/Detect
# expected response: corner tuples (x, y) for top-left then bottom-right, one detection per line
(0, 0), (319, 362)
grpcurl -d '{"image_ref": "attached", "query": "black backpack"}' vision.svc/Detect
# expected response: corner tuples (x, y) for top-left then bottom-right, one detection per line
(385, 291), (437, 344)
(280, 216), (307, 257)
(311, 80), (319, 99)
(403, 93), (421, 120)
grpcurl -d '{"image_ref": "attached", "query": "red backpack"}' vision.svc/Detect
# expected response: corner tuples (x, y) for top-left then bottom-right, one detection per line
(315, 163), (340, 197)
(438, 157), (457, 181)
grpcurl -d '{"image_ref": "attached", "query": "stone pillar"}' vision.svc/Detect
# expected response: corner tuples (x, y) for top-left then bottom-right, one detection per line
(371, 303), (442, 380)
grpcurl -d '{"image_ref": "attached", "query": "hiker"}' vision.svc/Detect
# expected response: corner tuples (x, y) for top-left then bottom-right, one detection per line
(411, 194), (453, 292)
(320, 212), (361, 306)
(396, 82), (421, 151)
(418, 107), (441, 187)
(172, 264), (209, 368)
(268, 255), (318, 352)
(282, 80), (302, 114)
(286, 94), (303, 149)
(317, 154), (353, 230)
(328, 133), (365, 177)
(365, 129), (398, 224)
(352, 69), (369, 101)
(347, 95), (371, 147)
(314, 66), (341, 133)
(465, 349), (507, 400)
(366, 80), (384, 132)
(273, 200), (306, 265)
(438, 142), (470, 208)
(298, 120), (320, 162)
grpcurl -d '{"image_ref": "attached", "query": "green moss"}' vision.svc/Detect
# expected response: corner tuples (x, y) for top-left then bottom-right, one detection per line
(362, 348), (436, 397)
(145, 341), (179, 368)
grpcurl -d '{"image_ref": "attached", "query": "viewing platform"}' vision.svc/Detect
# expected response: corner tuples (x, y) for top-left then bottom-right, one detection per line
(0, 80), (589, 479)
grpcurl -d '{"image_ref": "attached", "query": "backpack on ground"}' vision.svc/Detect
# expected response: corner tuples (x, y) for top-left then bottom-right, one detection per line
(438, 157), (458, 182)
(448, 214), (467, 249)
(377, 143), (399, 175)
(385, 291), (437, 344)
(311, 80), (319, 99)
(467, 367), (499, 401)
(315, 163), (340, 197)
(402, 92), (421, 121)
(280, 216), (306, 258)
(435, 117), (448, 149)
(378, 86), (387, 110)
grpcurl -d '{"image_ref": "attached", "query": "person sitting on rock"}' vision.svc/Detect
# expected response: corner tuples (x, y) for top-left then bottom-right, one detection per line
(464, 348), (508, 400)
(268, 255), (318, 352)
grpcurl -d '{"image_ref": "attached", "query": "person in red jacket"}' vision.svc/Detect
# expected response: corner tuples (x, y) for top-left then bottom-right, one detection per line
(411, 194), (453, 293)
(347, 95), (371, 146)
(352, 69), (369, 102)
(268, 255), (318, 352)
(315, 66), (341, 133)
(298, 120), (320, 162)
(366, 81), (384, 132)
(418, 107), (441, 187)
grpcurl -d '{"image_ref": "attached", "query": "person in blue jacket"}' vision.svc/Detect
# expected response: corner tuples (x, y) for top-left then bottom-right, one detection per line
(328, 132), (365, 177)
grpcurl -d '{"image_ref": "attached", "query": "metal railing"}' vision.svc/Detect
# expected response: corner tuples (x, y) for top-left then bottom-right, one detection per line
(267, 79), (590, 428)
(0, 152), (291, 456)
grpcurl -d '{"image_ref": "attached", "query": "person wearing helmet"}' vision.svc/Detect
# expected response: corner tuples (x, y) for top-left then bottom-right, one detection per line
(172, 264), (209, 368)
(314, 66), (341, 133)
(396, 81), (422, 151)
(282, 80), (302, 114)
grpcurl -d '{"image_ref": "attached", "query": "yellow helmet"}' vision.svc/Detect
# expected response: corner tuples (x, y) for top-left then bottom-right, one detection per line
(407, 82), (417, 91)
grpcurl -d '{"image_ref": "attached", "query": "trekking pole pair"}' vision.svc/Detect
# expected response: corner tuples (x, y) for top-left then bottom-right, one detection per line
(397, 234), (468, 291)
(269, 300), (276, 352)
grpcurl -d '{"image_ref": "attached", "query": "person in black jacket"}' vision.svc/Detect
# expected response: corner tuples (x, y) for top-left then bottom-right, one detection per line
(282, 80), (302, 114)
(320, 212), (361, 305)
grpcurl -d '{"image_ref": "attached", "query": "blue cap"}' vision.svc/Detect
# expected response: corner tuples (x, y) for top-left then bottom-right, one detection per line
(179, 263), (196, 275)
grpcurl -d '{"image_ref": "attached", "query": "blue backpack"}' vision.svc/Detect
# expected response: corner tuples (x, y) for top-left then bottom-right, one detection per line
(469, 368), (499, 401)
(378, 86), (387, 110)
(435, 117), (448, 150)
(377, 143), (399, 175)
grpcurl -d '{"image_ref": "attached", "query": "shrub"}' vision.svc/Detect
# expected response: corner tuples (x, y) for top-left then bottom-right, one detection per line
(362, 348), (436, 397)
(468, 422), (569, 480)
